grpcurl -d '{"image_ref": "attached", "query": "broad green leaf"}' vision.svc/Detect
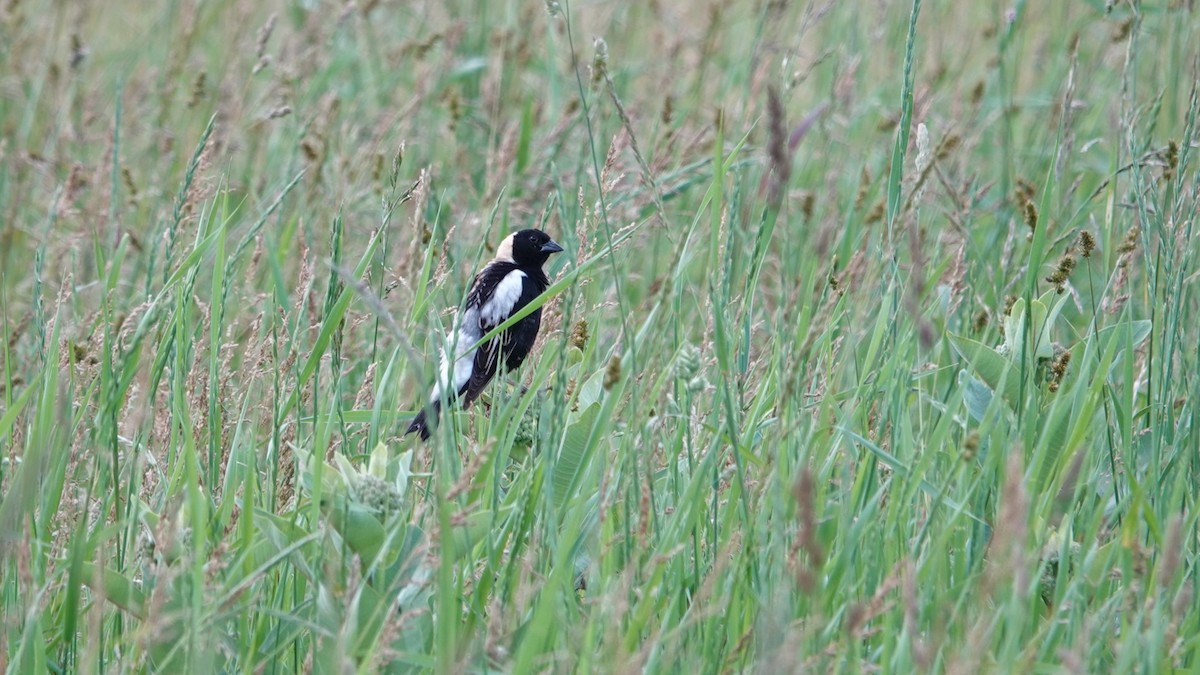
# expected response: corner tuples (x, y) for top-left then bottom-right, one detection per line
(322, 494), (386, 565)
(552, 403), (602, 509)
(1030, 297), (1049, 359)
(1074, 320), (1153, 367)
(1036, 290), (1071, 359)
(1002, 297), (1026, 357)
(447, 509), (495, 560)
(949, 333), (1020, 409)
(80, 562), (147, 619)
(959, 369), (995, 422)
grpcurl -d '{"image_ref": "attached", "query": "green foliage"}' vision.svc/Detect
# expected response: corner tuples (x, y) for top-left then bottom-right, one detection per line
(1, 0), (1199, 672)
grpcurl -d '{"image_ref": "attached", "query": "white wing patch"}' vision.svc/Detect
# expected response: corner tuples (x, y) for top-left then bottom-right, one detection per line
(480, 270), (527, 327)
(429, 307), (482, 402)
(427, 269), (526, 403)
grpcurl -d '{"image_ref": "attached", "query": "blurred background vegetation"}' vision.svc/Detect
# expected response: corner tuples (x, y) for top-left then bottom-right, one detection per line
(1, 0), (1198, 672)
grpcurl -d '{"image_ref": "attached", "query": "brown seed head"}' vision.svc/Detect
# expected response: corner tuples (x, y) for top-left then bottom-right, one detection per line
(570, 319), (589, 351)
(603, 354), (622, 390)
(1078, 230), (1096, 258)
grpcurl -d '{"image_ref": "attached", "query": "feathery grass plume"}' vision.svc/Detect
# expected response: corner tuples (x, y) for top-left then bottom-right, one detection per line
(1105, 225), (1141, 314)
(912, 123), (931, 205)
(53, 162), (89, 220)
(942, 243), (968, 314)
(1, 1), (1197, 670)
(844, 564), (904, 640)
(790, 468), (824, 591)
(992, 449), (1033, 593)
(1117, 225), (1140, 258)
(766, 85), (790, 210)
(594, 38), (669, 230)
(599, 131), (626, 195)
(590, 37), (608, 88)
(252, 13), (277, 74)
(159, 116), (216, 284)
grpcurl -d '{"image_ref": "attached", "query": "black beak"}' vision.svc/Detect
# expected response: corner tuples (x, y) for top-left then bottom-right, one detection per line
(541, 240), (564, 254)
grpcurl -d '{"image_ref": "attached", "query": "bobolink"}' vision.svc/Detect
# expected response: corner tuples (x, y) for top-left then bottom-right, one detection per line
(406, 228), (564, 440)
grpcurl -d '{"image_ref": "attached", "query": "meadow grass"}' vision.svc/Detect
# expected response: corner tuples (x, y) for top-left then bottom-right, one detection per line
(1, 0), (1198, 672)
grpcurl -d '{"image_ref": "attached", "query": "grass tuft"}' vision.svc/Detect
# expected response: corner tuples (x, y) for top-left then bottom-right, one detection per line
(1, 0), (1199, 672)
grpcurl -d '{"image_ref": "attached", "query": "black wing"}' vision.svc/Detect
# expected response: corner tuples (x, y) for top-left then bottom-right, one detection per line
(502, 273), (545, 371)
(460, 270), (546, 407)
(465, 261), (518, 315)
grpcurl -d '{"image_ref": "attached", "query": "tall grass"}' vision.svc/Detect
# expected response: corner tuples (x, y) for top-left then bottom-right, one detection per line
(1, 0), (1198, 672)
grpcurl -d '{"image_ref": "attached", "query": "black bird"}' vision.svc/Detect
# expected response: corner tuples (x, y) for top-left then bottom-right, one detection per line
(406, 228), (564, 440)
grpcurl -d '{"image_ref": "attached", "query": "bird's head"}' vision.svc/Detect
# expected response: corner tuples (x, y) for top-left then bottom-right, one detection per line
(497, 229), (564, 267)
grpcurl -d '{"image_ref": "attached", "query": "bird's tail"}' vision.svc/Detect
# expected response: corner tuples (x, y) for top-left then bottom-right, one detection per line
(405, 400), (441, 441)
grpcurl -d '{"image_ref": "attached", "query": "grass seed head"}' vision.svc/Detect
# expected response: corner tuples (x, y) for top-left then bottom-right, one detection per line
(1117, 225), (1140, 258)
(1078, 230), (1096, 258)
(766, 85), (790, 209)
(854, 166), (872, 211)
(972, 308), (989, 333)
(570, 319), (590, 350)
(865, 199), (885, 224)
(1003, 294), (1017, 315)
(1048, 348), (1071, 392)
(1045, 253), (1076, 292)
(970, 79), (986, 105)
(1023, 200), (1039, 235)
(591, 37), (609, 87)
(799, 191), (814, 220)
(187, 72), (207, 108)
(1164, 140), (1179, 182)
(673, 343), (700, 381)
(962, 431), (980, 460)
(603, 354), (622, 390)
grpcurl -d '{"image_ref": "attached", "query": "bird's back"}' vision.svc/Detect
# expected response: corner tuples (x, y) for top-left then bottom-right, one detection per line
(407, 229), (561, 440)
(460, 261), (550, 406)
